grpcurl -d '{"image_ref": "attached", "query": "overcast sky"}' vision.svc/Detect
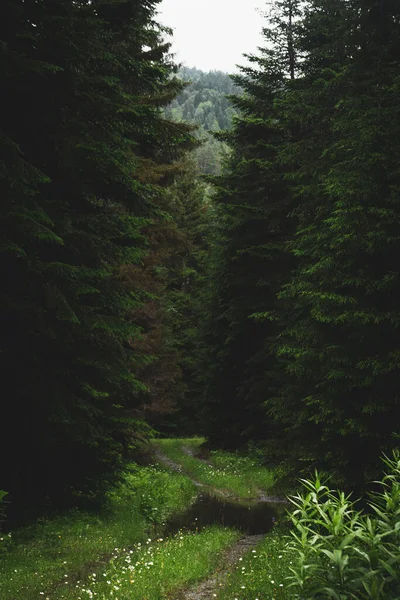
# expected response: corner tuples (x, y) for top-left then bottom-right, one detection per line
(157, 0), (266, 73)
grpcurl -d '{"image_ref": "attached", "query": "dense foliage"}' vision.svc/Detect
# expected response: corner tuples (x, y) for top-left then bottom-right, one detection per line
(200, 0), (400, 488)
(288, 453), (400, 599)
(2, 0), (400, 525)
(0, 0), (197, 512)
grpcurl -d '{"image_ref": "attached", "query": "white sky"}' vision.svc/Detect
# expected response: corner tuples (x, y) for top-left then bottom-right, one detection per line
(157, 0), (266, 73)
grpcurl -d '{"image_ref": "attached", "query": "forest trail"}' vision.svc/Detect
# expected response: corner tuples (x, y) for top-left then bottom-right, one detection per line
(155, 445), (288, 504)
(154, 449), (205, 487)
(154, 448), (232, 498)
(153, 441), (282, 600)
(1, 438), (289, 600)
(177, 534), (264, 600)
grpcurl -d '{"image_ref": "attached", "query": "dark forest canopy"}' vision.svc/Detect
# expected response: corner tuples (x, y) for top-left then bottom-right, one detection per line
(1, 0), (400, 520)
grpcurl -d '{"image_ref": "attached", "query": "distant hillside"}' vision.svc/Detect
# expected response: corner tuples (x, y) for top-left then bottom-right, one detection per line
(165, 67), (241, 174)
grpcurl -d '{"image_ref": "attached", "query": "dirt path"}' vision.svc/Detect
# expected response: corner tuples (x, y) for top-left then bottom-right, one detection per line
(154, 450), (205, 489)
(181, 445), (288, 505)
(177, 534), (264, 600)
(155, 445), (285, 599)
(154, 449), (233, 499)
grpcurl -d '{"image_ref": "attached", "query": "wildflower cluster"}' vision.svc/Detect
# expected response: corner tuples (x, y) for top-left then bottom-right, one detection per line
(77, 537), (166, 599)
(74, 526), (237, 600)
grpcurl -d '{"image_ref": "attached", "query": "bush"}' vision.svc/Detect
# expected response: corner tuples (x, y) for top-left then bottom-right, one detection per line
(286, 453), (400, 599)
(108, 464), (196, 526)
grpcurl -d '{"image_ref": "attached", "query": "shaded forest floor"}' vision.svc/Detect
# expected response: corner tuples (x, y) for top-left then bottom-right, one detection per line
(0, 439), (293, 600)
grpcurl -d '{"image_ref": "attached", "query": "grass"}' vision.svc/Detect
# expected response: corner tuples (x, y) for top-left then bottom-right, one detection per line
(74, 526), (239, 600)
(0, 464), (197, 600)
(216, 526), (295, 600)
(154, 437), (275, 499)
(0, 440), (286, 600)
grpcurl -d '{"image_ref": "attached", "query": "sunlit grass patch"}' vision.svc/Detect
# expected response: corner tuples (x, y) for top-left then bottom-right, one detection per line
(155, 438), (274, 498)
(210, 450), (275, 495)
(73, 526), (238, 600)
(0, 465), (197, 600)
(217, 528), (294, 600)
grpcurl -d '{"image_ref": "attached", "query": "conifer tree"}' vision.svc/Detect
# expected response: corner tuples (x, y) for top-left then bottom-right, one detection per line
(200, 0), (301, 449)
(0, 0), (195, 511)
(164, 159), (213, 434)
(277, 0), (400, 484)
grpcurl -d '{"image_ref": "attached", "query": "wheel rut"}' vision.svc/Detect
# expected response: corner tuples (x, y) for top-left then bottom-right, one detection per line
(156, 446), (288, 505)
(176, 534), (264, 600)
(154, 445), (285, 600)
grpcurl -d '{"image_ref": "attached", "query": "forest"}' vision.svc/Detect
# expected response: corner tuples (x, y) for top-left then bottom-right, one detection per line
(1, 0), (400, 598)
(164, 67), (241, 174)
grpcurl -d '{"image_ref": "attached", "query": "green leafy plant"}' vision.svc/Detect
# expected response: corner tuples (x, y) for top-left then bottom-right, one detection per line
(286, 453), (400, 599)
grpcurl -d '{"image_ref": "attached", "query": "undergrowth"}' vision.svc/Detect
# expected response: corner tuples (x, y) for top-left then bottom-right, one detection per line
(74, 526), (238, 600)
(216, 452), (400, 600)
(287, 453), (400, 599)
(0, 464), (197, 600)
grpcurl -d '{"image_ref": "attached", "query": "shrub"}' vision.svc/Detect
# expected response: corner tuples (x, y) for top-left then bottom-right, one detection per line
(286, 453), (400, 599)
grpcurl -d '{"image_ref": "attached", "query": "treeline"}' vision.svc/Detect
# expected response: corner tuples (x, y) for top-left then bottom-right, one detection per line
(196, 0), (400, 489)
(164, 67), (241, 174)
(0, 0), (209, 515)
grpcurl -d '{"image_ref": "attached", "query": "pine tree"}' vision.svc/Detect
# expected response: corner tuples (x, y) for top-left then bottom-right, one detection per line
(0, 0), (196, 511)
(163, 158), (212, 434)
(277, 0), (400, 484)
(199, 0), (301, 449)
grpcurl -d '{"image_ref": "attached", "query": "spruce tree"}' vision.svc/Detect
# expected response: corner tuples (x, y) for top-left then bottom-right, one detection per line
(163, 158), (212, 434)
(277, 0), (400, 484)
(200, 0), (301, 449)
(0, 0), (195, 511)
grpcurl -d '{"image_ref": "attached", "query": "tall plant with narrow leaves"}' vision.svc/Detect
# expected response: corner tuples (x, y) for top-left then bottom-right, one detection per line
(287, 453), (400, 599)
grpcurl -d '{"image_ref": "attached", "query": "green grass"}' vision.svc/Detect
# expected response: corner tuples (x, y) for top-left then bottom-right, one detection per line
(154, 438), (275, 499)
(74, 526), (239, 600)
(0, 464), (197, 600)
(217, 527), (295, 600)
(0, 440), (285, 600)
